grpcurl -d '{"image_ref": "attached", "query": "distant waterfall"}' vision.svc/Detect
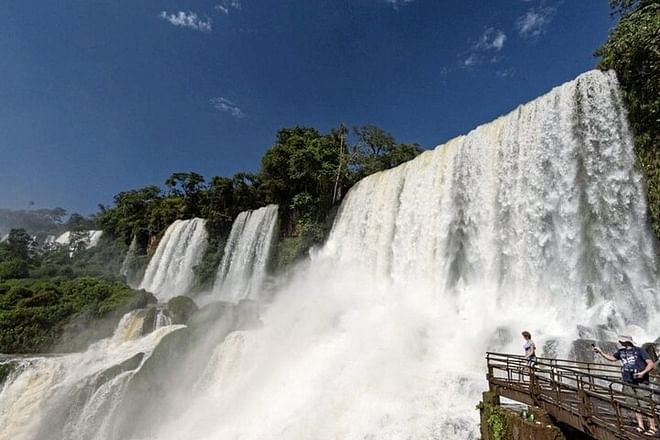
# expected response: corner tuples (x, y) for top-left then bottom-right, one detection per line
(213, 205), (279, 302)
(54, 230), (104, 256)
(139, 218), (208, 301)
(0, 311), (183, 440)
(119, 236), (139, 286)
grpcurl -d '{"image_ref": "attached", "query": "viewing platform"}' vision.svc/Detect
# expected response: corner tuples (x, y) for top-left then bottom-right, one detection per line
(482, 352), (660, 440)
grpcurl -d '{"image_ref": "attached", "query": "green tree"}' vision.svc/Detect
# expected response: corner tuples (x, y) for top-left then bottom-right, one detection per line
(6, 229), (32, 261)
(97, 185), (163, 244)
(350, 124), (423, 179)
(165, 172), (206, 218)
(596, 1), (660, 238)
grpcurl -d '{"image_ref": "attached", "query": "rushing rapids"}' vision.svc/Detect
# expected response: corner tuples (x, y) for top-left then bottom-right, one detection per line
(139, 218), (208, 301)
(213, 204), (279, 302)
(0, 311), (183, 440)
(0, 70), (657, 440)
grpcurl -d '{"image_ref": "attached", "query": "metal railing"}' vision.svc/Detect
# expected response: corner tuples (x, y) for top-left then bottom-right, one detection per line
(486, 352), (660, 440)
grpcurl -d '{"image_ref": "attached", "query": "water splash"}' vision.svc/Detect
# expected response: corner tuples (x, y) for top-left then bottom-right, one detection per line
(0, 312), (183, 440)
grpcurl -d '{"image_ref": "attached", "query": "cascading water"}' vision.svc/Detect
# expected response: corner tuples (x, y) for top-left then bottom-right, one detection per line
(54, 230), (104, 256)
(139, 218), (209, 301)
(0, 310), (183, 440)
(155, 310), (173, 328)
(213, 205), (279, 302)
(1, 70), (657, 440)
(141, 70), (658, 440)
(120, 236), (139, 287)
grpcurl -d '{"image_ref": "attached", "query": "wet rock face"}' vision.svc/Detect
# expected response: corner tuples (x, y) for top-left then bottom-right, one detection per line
(91, 352), (145, 390)
(569, 338), (660, 365)
(167, 296), (198, 324)
(0, 362), (15, 386)
(570, 339), (618, 363)
(576, 324), (617, 342)
(142, 306), (158, 335)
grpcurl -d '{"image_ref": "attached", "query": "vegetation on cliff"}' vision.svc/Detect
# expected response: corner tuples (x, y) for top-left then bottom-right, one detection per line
(0, 229), (154, 353)
(96, 124), (422, 285)
(597, 0), (660, 239)
(0, 277), (154, 353)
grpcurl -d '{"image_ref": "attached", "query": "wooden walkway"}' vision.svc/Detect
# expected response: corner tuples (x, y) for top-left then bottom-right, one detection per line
(486, 352), (660, 440)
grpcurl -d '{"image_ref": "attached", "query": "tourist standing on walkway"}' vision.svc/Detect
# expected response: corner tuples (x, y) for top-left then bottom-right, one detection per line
(521, 331), (537, 371)
(594, 336), (657, 436)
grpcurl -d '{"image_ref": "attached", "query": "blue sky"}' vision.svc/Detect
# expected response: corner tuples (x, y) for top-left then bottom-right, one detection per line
(1, 0), (613, 215)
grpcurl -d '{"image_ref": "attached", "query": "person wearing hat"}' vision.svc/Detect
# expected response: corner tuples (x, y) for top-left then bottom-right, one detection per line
(594, 336), (656, 436)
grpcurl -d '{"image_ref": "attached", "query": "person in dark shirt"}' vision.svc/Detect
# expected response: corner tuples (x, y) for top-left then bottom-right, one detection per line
(594, 335), (656, 435)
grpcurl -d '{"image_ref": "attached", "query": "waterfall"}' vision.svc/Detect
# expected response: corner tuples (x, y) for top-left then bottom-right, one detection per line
(213, 205), (279, 302)
(139, 218), (209, 301)
(120, 236), (139, 287)
(325, 69), (658, 329)
(0, 311), (184, 440)
(140, 70), (658, 440)
(155, 310), (173, 328)
(2, 70), (657, 440)
(54, 230), (104, 256)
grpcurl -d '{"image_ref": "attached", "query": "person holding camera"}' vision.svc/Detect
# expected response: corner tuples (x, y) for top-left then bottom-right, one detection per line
(594, 335), (656, 436)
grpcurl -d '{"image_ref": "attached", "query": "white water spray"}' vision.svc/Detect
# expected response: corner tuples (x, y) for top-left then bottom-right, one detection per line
(0, 311), (182, 440)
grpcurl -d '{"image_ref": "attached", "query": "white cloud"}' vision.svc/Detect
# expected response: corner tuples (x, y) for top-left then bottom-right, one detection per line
(473, 28), (507, 52)
(160, 11), (212, 32)
(496, 68), (515, 78)
(462, 53), (480, 68)
(459, 27), (507, 69)
(516, 6), (556, 39)
(210, 97), (246, 118)
(384, 0), (415, 9)
(216, 0), (242, 14)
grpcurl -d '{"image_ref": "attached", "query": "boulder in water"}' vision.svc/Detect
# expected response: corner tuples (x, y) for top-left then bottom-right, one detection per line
(569, 339), (618, 363)
(167, 296), (198, 324)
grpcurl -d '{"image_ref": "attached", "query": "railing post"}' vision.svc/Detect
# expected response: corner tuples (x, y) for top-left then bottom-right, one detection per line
(609, 382), (624, 435)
